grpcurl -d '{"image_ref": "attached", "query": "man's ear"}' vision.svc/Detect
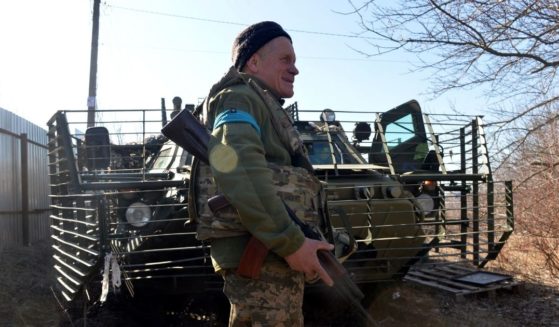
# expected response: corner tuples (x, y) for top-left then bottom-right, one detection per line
(244, 53), (259, 74)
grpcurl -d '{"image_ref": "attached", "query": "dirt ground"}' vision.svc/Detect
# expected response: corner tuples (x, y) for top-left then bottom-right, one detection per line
(1, 239), (558, 327)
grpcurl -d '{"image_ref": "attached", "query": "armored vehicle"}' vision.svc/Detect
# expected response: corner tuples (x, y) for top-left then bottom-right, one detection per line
(47, 100), (513, 317)
(287, 100), (514, 283)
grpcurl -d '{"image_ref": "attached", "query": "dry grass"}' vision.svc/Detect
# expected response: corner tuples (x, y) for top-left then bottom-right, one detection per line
(0, 240), (61, 326)
(493, 234), (559, 287)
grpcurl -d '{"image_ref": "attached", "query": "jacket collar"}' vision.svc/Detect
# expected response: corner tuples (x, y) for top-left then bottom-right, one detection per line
(195, 67), (285, 115)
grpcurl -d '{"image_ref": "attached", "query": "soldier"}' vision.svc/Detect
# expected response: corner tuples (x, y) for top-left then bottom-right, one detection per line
(192, 21), (334, 326)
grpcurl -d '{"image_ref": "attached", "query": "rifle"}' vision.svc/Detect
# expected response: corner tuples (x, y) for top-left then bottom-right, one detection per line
(161, 108), (210, 165)
(162, 108), (374, 321)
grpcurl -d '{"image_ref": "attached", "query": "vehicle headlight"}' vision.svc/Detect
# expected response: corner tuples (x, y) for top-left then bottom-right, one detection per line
(320, 109), (336, 122)
(421, 180), (438, 192)
(125, 202), (152, 227)
(352, 122), (372, 142)
(387, 186), (402, 198)
(415, 193), (434, 215)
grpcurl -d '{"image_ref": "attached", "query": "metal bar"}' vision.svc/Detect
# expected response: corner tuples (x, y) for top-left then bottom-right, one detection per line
(56, 277), (77, 295)
(471, 119), (480, 265)
(51, 235), (100, 256)
(441, 185), (470, 192)
(55, 113), (82, 193)
(51, 245), (94, 267)
(47, 123), (60, 197)
(460, 127), (468, 259)
(0, 208), (50, 215)
(476, 117), (492, 174)
(80, 172), (172, 181)
(98, 197), (109, 256)
(49, 216), (97, 227)
(423, 114), (447, 174)
(323, 122), (339, 175)
(487, 180), (495, 255)
(124, 272), (219, 281)
(50, 205), (95, 213)
(479, 181), (514, 267)
(0, 128), (47, 148)
(54, 265), (81, 286)
(50, 225), (99, 242)
(119, 245), (208, 255)
(20, 133), (30, 246)
(506, 180), (514, 229)
(81, 180), (185, 190)
(142, 110), (147, 178)
(436, 185), (445, 253)
(120, 256), (212, 268)
(53, 255), (87, 277)
(375, 113), (395, 175)
(49, 193), (102, 199)
(75, 197), (88, 251)
(398, 174), (485, 182)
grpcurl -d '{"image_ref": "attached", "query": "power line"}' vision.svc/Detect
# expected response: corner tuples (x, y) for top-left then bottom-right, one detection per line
(100, 2), (413, 63)
(99, 41), (412, 63)
(104, 3), (246, 27)
(103, 3), (383, 41)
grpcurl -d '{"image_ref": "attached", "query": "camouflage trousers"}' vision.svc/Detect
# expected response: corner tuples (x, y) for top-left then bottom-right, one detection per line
(221, 261), (304, 327)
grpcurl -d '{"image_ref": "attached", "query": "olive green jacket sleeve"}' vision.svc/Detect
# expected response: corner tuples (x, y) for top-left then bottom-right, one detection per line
(207, 86), (305, 258)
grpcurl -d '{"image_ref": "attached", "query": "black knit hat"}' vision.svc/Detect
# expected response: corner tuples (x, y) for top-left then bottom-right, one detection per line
(232, 21), (292, 71)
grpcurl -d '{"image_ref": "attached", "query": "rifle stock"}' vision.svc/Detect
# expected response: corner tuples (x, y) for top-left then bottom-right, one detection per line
(161, 108), (210, 164)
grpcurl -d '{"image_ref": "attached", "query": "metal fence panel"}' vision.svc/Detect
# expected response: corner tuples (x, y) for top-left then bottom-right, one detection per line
(0, 107), (50, 249)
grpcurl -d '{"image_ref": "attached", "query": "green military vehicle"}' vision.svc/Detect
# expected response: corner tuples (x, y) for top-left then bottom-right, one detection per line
(287, 100), (513, 283)
(47, 100), (513, 321)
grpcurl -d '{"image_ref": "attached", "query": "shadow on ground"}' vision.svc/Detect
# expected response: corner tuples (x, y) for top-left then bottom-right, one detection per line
(1, 241), (558, 326)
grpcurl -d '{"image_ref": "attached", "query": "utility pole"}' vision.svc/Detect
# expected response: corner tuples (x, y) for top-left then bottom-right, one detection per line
(87, 0), (101, 127)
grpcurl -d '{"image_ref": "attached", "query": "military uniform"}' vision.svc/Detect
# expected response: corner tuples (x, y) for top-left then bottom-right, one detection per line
(190, 67), (321, 326)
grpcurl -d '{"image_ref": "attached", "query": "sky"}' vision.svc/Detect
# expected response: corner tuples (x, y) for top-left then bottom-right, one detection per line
(0, 0), (489, 129)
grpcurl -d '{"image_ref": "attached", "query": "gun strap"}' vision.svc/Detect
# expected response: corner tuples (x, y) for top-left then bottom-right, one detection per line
(207, 194), (232, 214)
(236, 236), (269, 279)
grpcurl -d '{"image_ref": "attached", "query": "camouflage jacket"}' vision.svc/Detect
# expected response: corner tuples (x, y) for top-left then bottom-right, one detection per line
(191, 67), (321, 271)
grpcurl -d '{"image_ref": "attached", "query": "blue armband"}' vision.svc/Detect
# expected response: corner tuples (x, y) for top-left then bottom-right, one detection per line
(213, 109), (261, 135)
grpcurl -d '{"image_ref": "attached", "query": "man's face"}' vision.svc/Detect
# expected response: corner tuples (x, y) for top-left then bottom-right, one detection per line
(246, 36), (299, 98)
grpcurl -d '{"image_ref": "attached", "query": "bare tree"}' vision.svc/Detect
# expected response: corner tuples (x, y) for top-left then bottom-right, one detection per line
(347, 0), (559, 169)
(347, 0), (559, 278)
(496, 113), (559, 278)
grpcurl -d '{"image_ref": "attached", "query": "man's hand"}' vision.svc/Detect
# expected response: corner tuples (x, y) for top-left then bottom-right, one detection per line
(284, 238), (335, 286)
